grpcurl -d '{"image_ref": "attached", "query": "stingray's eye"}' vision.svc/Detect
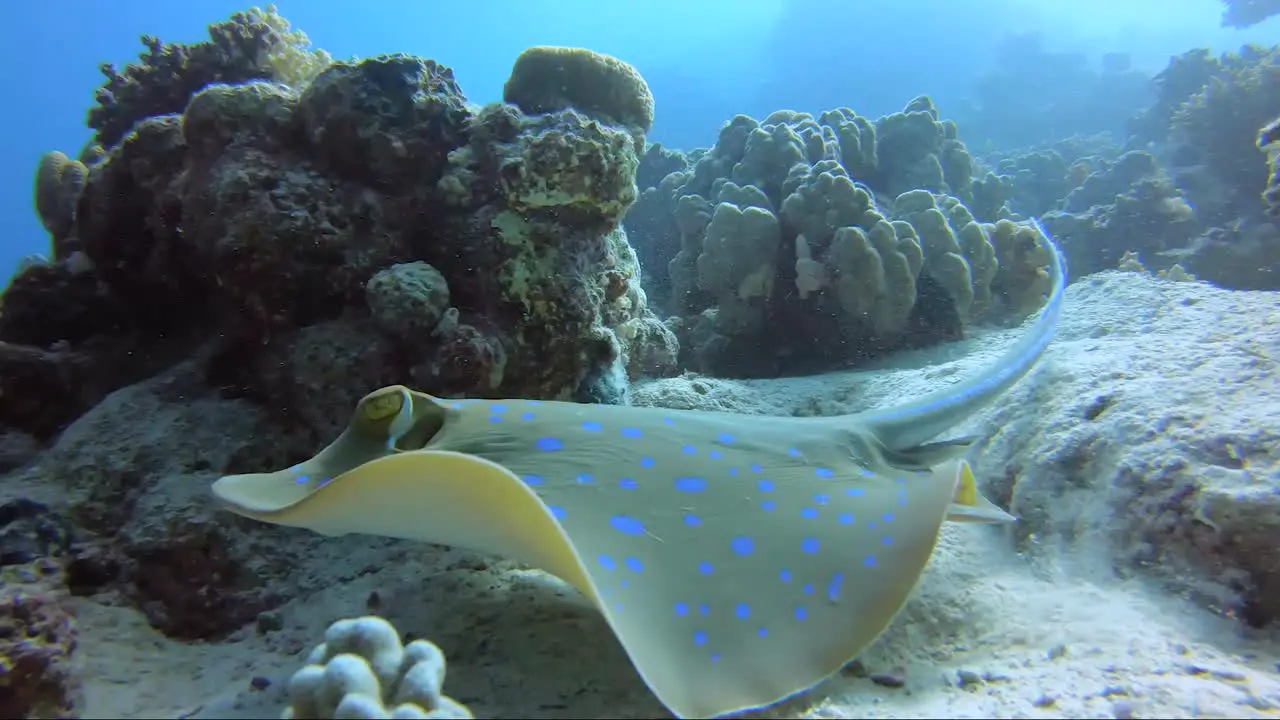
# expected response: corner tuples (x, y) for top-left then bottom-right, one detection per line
(364, 389), (404, 420)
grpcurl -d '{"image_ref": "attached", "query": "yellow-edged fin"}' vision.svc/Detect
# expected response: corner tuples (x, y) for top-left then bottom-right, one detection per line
(945, 459), (1016, 524)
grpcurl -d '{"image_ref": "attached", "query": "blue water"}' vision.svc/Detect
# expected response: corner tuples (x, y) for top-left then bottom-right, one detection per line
(2, 0), (1277, 281)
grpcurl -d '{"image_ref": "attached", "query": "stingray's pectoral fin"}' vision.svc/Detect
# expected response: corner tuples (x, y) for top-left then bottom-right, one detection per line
(881, 435), (981, 470)
(945, 459), (1017, 524)
(213, 386), (445, 521)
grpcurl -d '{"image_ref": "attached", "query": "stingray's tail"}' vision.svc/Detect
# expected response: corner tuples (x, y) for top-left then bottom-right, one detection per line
(857, 218), (1068, 453)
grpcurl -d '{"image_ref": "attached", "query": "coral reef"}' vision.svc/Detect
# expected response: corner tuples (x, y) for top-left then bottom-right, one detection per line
(1039, 151), (1200, 280)
(5, 12), (676, 443)
(1168, 45), (1280, 225)
(625, 99), (1047, 377)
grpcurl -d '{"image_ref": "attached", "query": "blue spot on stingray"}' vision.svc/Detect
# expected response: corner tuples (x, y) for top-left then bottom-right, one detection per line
(716, 433), (736, 445)
(674, 602), (689, 617)
(488, 415), (503, 424)
(815, 467), (834, 479)
(520, 412), (535, 421)
(449, 402), (462, 409)
(693, 630), (708, 647)
(788, 448), (802, 458)
(780, 569), (793, 583)
(800, 507), (819, 520)
(293, 475), (310, 485)
(750, 464), (764, 474)
(536, 437), (563, 452)
(868, 521), (878, 529)
(663, 417), (675, 426)
(674, 476), (707, 493)
(846, 487), (866, 497)
(838, 513), (855, 525)
(734, 603), (751, 620)
(317, 477), (333, 488)
(549, 506), (567, 520)
(490, 404), (508, 414)
(760, 500), (777, 512)
(598, 555), (617, 571)
(610, 516), (646, 536)
(859, 467), (876, 479)
(757, 627), (769, 638)
(681, 445), (697, 455)
(575, 473), (595, 485)
(709, 450), (723, 460)
(728, 467), (739, 476)
(698, 561), (715, 575)
(828, 572), (844, 601)
(621, 427), (643, 439)
(684, 514), (702, 527)
(883, 513), (896, 523)
(757, 479), (775, 493)
(619, 478), (638, 491)
(731, 537), (754, 556)
(864, 555), (879, 568)
(699, 604), (710, 616)
(815, 494), (830, 505)
(625, 557), (645, 573)
(522, 474), (546, 487)
(803, 584), (815, 596)
(881, 536), (895, 547)
(710, 653), (722, 664)
(801, 537), (821, 554)
(581, 421), (603, 432)
(795, 607), (809, 622)
(895, 477), (908, 485)
(640, 456), (656, 469)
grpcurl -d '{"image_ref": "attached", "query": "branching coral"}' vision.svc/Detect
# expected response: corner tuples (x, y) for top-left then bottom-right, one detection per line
(88, 4), (330, 149)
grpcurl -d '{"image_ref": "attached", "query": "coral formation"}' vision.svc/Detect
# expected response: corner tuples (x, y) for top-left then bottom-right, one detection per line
(1261, 116), (1280, 218)
(9, 8), (676, 441)
(0, 499), (80, 718)
(284, 616), (472, 719)
(1169, 45), (1280, 224)
(32, 151), (88, 259)
(625, 99), (1047, 377)
(503, 46), (654, 150)
(88, 4), (330, 150)
(1040, 151), (1200, 280)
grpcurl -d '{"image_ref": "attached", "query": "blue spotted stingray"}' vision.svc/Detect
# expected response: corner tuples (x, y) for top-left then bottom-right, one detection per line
(212, 221), (1066, 718)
